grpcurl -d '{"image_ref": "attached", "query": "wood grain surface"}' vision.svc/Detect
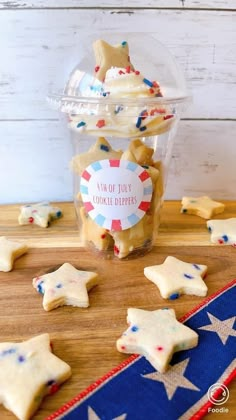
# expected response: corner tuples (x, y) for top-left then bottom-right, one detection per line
(0, 201), (235, 419)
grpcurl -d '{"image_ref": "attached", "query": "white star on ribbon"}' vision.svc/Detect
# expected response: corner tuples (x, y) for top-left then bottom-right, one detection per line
(142, 358), (200, 400)
(198, 312), (236, 345)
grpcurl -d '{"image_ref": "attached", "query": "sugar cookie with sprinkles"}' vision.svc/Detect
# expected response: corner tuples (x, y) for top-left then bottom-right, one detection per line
(111, 214), (154, 259)
(180, 196), (225, 219)
(32, 262), (98, 311)
(0, 236), (28, 272)
(18, 202), (62, 228)
(71, 137), (122, 176)
(93, 39), (134, 82)
(207, 218), (236, 246)
(0, 333), (71, 420)
(80, 206), (113, 251)
(117, 308), (198, 373)
(144, 256), (208, 299)
(68, 39), (175, 139)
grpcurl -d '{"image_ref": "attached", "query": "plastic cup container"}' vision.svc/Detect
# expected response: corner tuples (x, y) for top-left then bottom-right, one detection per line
(49, 33), (189, 259)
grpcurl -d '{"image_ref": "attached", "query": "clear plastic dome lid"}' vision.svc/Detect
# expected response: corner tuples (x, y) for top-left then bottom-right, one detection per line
(49, 33), (189, 108)
(48, 33), (190, 138)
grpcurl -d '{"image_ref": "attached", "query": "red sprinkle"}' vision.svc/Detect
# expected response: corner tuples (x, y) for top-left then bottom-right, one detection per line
(163, 115), (174, 121)
(94, 65), (100, 73)
(119, 70), (125, 75)
(218, 239), (224, 244)
(101, 234), (106, 239)
(28, 217), (34, 223)
(114, 245), (119, 255)
(152, 81), (159, 88)
(125, 66), (131, 73)
(149, 88), (155, 94)
(157, 346), (163, 351)
(121, 345), (126, 350)
(141, 111), (148, 120)
(135, 70), (140, 75)
(96, 119), (106, 128)
(150, 108), (166, 116)
(49, 383), (59, 395)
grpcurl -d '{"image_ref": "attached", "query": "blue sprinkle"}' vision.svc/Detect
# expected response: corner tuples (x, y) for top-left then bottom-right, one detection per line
(136, 116), (142, 128)
(121, 41), (127, 46)
(131, 325), (139, 332)
(1, 348), (17, 357)
(77, 121), (86, 128)
(143, 78), (153, 87)
(169, 293), (179, 300)
(142, 165), (149, 169)
(47, 379), (55, 386)
(18, 355), (25, 363)
(56, 283), (63, 288)
(208, 226), (212, 232)
(140, 126), (147, 132)
(37, 281), (44, 295)
(184, 273), (194, 279)
(193, 264), (201, 270)
(222, 235), (228, 242)
(56, 210), (62, 218)
(100, 144), (109, 152)
(182, 208), (187, 213)
(114, 105), (123, 114)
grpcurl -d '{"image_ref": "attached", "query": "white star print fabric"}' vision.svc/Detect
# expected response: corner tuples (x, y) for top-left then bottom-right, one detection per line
(47, 280), (236, 420)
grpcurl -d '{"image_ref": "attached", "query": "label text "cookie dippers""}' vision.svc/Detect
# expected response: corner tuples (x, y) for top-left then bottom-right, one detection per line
(92, 196), (137, 206)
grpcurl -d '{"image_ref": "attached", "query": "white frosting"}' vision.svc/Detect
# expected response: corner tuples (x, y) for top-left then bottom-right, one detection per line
(104, 67), (161, 98)
(68, 67), (175, 138)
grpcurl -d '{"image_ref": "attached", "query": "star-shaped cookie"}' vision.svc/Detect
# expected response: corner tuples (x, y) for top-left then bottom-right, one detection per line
(181, 196), (225, 219)
(0, 236), (28, 272)
(93, 39), (134, 81)
(116, 308), (198, 373)
(18, 202), (62, 228)
(71, 137), (122, 175)
(144, 256), (208, 299)
(198, 312), (236, 345)
(0, 333), (71, 420)
(80, 207), (113, 251)
(207, 218), (236, 246)
(142, 358), (199, 400)
(33, 262), (98, 311)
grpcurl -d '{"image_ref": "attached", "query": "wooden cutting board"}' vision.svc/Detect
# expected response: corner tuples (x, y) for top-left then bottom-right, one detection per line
(0, 202), (235, 419)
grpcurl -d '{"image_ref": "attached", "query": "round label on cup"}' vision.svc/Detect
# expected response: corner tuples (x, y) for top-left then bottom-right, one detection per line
(80, 159), (153, 231)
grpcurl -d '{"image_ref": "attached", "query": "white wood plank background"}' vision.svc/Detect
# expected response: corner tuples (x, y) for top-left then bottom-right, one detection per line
(0, 1), (235, 10)
(0, 2), (235, 204)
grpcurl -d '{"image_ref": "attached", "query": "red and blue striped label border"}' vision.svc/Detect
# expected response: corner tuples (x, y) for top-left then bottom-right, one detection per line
(80, 159), (153, 231)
